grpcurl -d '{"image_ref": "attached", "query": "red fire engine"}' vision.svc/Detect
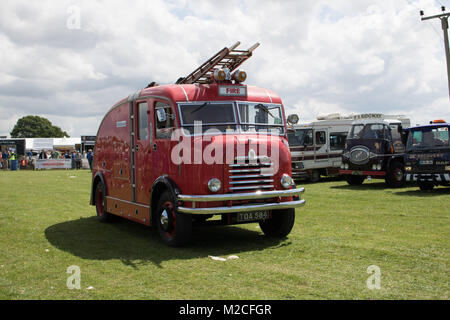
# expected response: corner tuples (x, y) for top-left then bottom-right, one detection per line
(90, 42), (306, 246)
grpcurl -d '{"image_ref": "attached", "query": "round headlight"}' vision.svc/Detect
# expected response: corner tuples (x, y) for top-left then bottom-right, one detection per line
(377, 164), (382, 170)
(372, 164), (377, 170)
(208, 178), (221, 193)
(344, 163), (349, 170)
(281, 174), (294, 189)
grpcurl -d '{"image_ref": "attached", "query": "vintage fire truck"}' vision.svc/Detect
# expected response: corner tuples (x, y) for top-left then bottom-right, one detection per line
(90, 42), (306, 246)
(404, 120), (450, 191)
(339, 114), (411, 187)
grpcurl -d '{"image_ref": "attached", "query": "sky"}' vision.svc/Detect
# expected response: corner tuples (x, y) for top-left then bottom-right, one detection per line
(1, 0), (449, 138)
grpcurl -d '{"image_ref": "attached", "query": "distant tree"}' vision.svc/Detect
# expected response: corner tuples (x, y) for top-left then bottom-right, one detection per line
(10, 115), (69, 138)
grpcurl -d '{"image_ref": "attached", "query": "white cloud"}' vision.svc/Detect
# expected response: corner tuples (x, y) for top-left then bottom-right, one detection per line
(0, 0), (449, 138)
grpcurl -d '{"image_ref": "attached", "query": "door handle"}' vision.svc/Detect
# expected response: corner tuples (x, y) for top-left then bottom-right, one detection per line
(153, 144), (157, 151)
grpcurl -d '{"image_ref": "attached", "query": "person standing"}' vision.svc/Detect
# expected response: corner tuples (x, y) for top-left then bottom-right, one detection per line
(87, 149), (93, 172)
(75, 151), (82, 170)
(3, 150), (10, 170)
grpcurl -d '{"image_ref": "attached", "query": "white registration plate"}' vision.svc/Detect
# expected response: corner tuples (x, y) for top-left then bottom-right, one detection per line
(236, 211), (270, 222)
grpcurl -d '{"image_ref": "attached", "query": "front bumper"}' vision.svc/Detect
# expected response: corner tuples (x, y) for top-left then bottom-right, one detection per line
(339, 169), (386, 177)
(177, 188), (306, 215)
(405, 173), (450, 182)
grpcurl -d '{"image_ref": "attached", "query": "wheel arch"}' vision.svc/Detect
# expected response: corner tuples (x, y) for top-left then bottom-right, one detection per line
(90, 172), (107, 205)
(150, 175), (181, 224)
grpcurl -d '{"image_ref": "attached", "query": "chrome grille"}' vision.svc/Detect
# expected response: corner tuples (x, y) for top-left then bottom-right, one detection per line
(228, 157), (275, 191)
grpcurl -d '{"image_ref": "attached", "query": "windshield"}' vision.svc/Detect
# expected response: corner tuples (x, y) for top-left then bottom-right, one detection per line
(348, 123), (390, 140)
(238, 103), (285, 134)
(179, 102), (237, 134)
(287, 129), (312, 146)
(406, 126), (449, 151)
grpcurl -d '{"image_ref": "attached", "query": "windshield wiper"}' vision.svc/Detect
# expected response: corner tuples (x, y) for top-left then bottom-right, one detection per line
(192, 102), (210, 114)
(255, 104), (275, 119)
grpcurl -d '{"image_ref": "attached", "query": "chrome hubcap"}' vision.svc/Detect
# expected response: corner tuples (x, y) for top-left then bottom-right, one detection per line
(160, 209), (169, 231)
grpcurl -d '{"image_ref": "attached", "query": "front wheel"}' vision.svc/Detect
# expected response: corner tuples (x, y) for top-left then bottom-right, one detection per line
(259, 208), (295, 238)
(155, 191), (192, 247)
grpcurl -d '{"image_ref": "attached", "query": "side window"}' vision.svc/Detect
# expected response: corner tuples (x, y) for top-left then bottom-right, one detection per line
(137, 102), (149, 140)
(315, 131), (326, 145)
(330, 132), (347, 150)
(155, 102), (175, 139)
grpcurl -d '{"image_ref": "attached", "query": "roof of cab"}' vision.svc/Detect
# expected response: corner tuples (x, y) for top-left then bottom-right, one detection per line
(405, 123), (449, 130)
(108, 83), (282, 112)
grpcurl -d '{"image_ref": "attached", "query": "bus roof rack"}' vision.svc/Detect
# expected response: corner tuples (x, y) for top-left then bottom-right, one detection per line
(175, 41), (260, 85)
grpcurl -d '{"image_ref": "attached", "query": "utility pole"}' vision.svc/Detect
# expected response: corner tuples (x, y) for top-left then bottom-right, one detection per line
(421, 7), (450, 100)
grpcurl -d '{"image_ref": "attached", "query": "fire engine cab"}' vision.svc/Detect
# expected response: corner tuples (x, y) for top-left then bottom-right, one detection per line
(90, 42), (306, 246)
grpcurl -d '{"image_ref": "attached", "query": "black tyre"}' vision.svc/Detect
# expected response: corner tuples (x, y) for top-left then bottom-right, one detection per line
(309, 170), (320, 183)
(345, 175), (365, 186)
(95, 181), (113, 222)
(386, 161), (405, 188)
(419, 182), (434, 191)
(259, 208), (295, 238)
(155, 191), (192, 247)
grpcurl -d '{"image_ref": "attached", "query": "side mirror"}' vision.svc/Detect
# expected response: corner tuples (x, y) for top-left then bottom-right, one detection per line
(156, 109), (167, 122)
(398, 125), (403, 133)
(287, 114), (299, 125)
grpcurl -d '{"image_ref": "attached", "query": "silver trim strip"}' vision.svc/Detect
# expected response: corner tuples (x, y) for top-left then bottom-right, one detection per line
(178, 188), (304, 202)
(229, 174), (274, 179)
(178, 199), (306, 215)
(229, 180), (274, 185)
(229, 185), (274, 191)
(178, 85), (189, 102)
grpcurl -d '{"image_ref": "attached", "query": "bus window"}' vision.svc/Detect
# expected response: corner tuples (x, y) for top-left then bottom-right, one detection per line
(315, 131), (326, 145)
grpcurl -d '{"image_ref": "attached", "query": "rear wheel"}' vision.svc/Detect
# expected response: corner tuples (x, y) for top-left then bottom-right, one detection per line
(259, 208), (295, 238)
(155, 191), (192, 247)
(345, 175), (365, 186)
(95, 181), (113, 222)
(386, 161), (405, 188)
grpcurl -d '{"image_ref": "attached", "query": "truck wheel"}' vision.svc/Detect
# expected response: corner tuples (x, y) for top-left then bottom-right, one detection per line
(386, 162), (405, 188)
(156, 191), (192, 247)
(259, 208), (295, 238)
(419, 182), (434, 191)
(345, 175), (365, 186)
(95, 181), (113, 222)
(309, 170), (320, 183)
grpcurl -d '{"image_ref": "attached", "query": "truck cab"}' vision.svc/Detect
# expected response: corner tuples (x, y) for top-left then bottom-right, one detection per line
(90, 42), (306, 246)
(339, 115), (410, 187)
(404, 120), (450, 191)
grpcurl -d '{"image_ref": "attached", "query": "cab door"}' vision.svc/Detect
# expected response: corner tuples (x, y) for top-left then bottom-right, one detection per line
(152, 100), (177, 177)
(314, 128), (328, 163)
(134, 100), (153, 204)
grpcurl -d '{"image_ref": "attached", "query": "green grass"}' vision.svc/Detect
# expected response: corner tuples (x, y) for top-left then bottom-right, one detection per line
(0, 170), (448, 299)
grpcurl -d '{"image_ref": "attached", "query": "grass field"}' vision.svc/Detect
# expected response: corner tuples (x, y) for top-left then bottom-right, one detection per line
(0, 169), (448, 299)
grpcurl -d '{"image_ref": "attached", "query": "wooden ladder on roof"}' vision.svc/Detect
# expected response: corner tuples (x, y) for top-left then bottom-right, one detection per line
(175, 41), (260, 85)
